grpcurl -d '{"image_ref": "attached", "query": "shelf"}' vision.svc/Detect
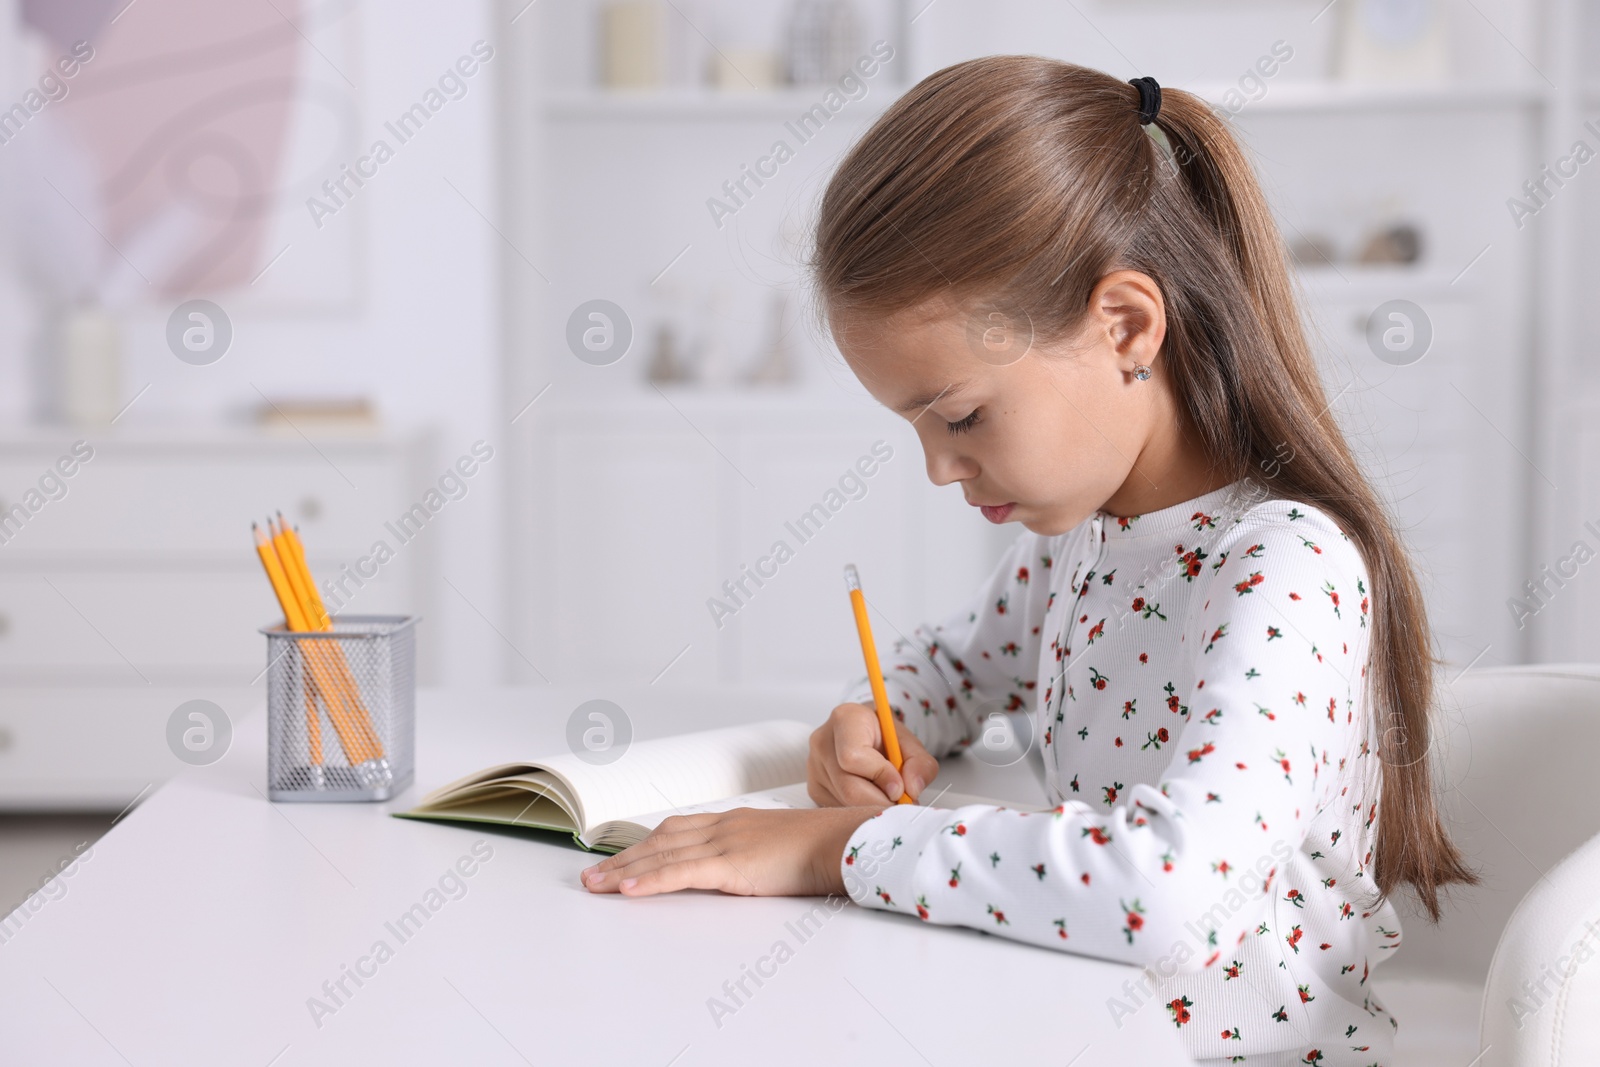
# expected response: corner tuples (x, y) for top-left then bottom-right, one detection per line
(541, 87), (899, 122)
(540, 79), (1551, 123)
(536, 384), (881, 416)
(1179, 79), (1551, 115)
(0, 423), (415, 447)
(1291, 264), (1481, 299)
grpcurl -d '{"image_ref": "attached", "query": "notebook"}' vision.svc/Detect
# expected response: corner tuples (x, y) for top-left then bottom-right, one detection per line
(395, 718), (1034, 853)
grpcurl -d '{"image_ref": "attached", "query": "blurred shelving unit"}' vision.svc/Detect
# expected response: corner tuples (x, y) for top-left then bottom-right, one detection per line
(501, 0), (1590, 680)
(501, 0), (942, 688)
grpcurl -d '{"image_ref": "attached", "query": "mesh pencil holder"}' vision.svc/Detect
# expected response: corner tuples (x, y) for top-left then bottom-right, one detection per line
(262, 615), (418, 802)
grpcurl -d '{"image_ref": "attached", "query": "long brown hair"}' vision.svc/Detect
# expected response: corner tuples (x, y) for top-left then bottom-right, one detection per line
(808, 55), (1474, 920)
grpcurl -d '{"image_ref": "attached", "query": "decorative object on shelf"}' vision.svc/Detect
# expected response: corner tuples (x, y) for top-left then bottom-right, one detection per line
(646, 322), (695, 384)
(253, 396), (379, 433)
(710, 48), (783, 91)
(743, 291), (798, 386)
(57, 301), (121, 427)
(600, 1), (666, 88)
(1355, 221), (1424, 265)
(1287, 232), (1339, 270)
(647, 276), (696, 383)
(784, 0), (865, 85)
(599, 0), (711, 90)
(1333, 0), (1449, 84)
(1287, 217), (1424, 270)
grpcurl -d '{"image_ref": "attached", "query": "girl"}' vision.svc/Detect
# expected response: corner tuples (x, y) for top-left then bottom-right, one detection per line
(580, 56), (1474, 1065)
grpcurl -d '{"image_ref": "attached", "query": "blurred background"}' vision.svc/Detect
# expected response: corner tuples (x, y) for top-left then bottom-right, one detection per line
(0, 0), (1592, 909)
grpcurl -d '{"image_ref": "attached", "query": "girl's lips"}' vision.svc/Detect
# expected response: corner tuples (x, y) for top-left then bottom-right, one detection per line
(979, 503), (1015, 523)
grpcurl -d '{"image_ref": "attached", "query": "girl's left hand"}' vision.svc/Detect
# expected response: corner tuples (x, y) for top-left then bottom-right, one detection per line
(579, 805), (886, 898)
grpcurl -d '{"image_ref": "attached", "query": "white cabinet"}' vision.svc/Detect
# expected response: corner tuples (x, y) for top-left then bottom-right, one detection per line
(521, 394), (1008, 687)
(548, 424), (724, 681)
(0, 429), (430, 808)
(1296, 271), (1515, 662)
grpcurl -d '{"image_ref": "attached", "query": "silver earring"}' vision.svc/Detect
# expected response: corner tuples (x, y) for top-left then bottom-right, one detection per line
(1132, 363), (1152, 381)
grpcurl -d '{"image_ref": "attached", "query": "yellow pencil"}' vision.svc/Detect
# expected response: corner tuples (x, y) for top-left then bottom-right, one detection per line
(267, 518), (331, 768)
(304, 683), (323, 767)
(276, 516), (385, 761)
(254, 521), (308, 631)
(270, 517), (384, 763)
(843, 564), (914, 805)
(254, 522), (374, 765)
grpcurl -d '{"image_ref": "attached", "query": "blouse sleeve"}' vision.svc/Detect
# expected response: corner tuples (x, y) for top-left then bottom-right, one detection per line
(838, 509), (1373, 974)
(837, 528), (1062, 759)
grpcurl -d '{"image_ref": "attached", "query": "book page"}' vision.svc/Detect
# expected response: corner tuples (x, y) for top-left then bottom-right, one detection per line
(527, 719), (815, 833)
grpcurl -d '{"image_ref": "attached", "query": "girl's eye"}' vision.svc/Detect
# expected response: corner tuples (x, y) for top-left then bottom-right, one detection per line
(946, 410), (980, 436)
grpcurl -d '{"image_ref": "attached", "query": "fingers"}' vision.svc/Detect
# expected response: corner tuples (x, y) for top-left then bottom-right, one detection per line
(817, 703), (942, 804)
(809, 746), (892, 806)
(826, 745), (896, 806)
(836, 712), (942, 803)
(809, 705), (888, 806)
(584, 839), (732, 895)
(833, 706), (904, 801)
(580, 814), (753, 896)
(613, 858), (725, 896)
(897, 730), (940, 802)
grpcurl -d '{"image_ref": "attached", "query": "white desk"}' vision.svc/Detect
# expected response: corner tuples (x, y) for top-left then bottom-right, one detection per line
(0, 687), (1195, 1066)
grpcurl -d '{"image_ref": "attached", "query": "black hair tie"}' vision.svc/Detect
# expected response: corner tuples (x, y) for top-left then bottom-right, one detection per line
(1128, 76), (1161, 125)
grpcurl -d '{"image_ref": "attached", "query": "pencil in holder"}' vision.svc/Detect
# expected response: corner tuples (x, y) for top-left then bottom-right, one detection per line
(262, 615), (417, 802)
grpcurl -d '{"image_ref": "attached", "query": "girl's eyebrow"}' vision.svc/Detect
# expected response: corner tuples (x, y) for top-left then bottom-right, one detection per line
(898, 379), (970, 417)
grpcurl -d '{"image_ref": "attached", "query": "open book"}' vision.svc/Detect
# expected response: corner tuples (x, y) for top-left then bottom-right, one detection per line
(396, 719), (1036, 853)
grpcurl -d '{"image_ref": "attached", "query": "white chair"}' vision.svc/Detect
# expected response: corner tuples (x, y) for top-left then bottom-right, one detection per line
(1372, 664), (1600, 1067)
(1478, 829), (1600, 1066)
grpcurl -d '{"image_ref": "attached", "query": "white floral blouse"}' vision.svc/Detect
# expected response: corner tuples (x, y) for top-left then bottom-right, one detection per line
(838, 479), (1400, 1066)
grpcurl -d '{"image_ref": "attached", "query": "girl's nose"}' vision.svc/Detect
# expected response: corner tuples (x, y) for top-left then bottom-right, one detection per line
(925, 445), (975, 487)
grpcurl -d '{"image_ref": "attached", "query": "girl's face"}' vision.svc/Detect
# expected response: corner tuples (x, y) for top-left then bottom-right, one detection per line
(835, 270), (1203, 537)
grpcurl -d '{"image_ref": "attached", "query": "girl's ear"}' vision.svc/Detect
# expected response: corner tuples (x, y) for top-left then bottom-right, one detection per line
(1087, 269), (1167, 371)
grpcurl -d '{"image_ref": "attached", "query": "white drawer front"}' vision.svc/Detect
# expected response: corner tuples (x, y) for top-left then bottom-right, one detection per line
(0, 449), (408, 560)
(0, 565), (412, 684)
(0, 686), (261, 808)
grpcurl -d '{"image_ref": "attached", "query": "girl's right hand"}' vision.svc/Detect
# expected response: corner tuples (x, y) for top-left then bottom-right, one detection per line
(807, 702), (940, 807)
